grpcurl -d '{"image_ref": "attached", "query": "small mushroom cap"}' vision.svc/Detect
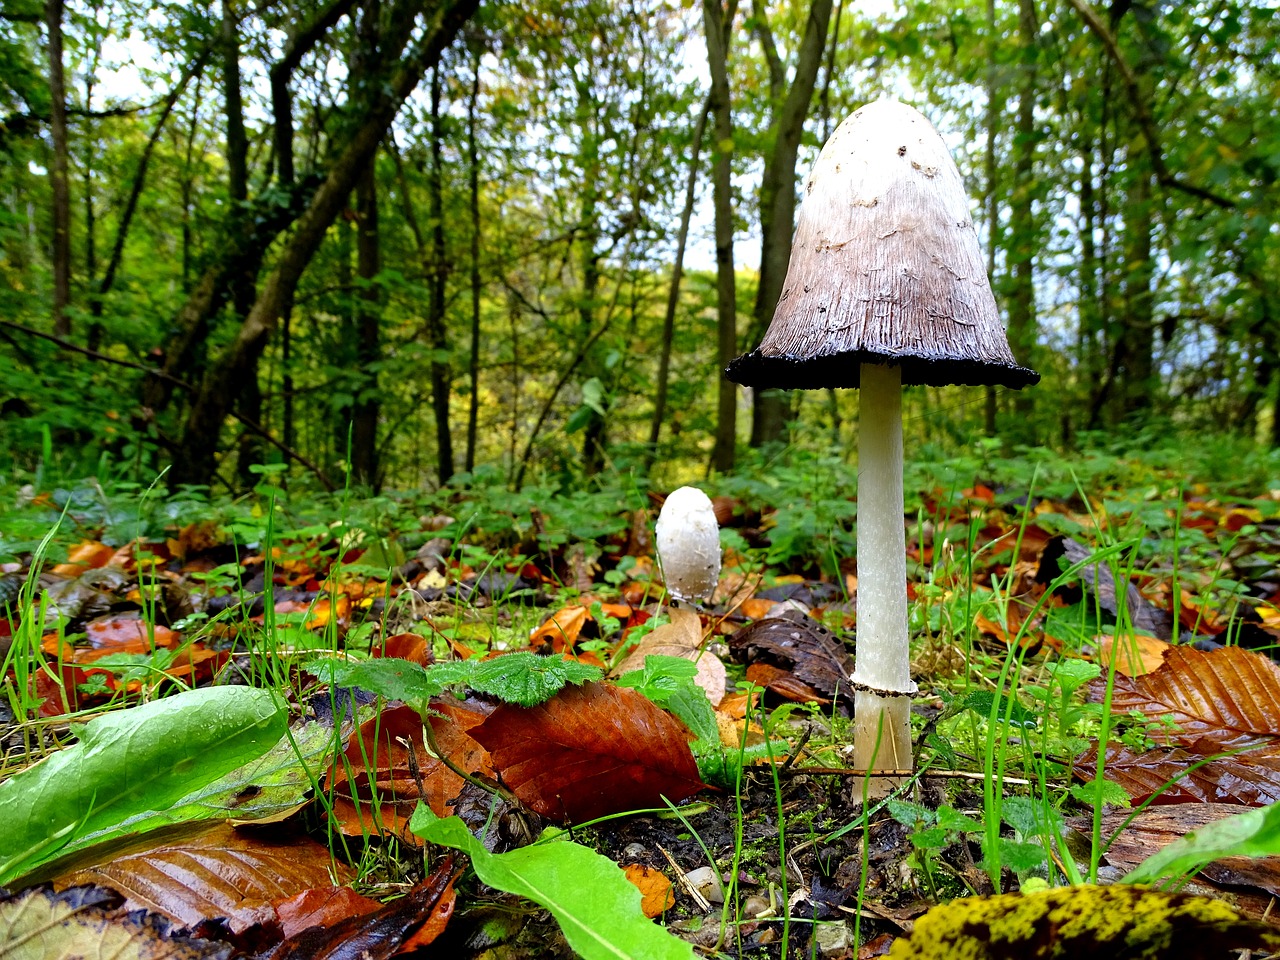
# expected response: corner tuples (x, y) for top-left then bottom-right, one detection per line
(726, 99), (1039, 390)
(655, 486), (721, 603)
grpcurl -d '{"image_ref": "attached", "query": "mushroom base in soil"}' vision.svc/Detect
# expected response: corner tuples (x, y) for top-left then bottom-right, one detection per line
(850, 362), (916, 792)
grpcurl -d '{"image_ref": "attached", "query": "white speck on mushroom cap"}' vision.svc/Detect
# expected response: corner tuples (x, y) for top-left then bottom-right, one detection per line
(655, 486), (721, 604)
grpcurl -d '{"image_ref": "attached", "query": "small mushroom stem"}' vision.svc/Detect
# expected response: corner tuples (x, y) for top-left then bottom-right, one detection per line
(852, 362), (914, 795)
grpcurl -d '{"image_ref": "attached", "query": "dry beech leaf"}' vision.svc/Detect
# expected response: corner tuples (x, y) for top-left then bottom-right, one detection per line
(471, 681), (708, 824)
(745, 662), (831, 704)
(1090, 645), (1280, 749)
(623, 864), (675, 919)
(530, 606), (590, 652)
(51, 541), (117, 577)
(1075, 742), (1280, 806)
(1097, 633), (1170, 677)
(612, 606), (726, 706)
(56, 822), (354, 933)
(328, 700), (492, 840)
(273, 886), (382, 938)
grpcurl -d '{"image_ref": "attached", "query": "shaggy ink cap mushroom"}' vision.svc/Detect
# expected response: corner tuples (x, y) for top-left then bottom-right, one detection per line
(655, 486), (721, 605)
(725, 100), (1038, 793)
(725, 99), (1039, 391)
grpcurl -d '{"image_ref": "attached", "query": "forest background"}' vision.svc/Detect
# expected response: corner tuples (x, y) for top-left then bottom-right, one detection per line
(0, 0), (1277, 495)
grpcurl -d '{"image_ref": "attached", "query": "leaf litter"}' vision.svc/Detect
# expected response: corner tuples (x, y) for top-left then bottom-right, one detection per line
(6, 464), (1280, 955)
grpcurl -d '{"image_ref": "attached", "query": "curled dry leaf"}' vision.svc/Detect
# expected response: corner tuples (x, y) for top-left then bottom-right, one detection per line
(1074, 741), (1280, 806)
(471, 681), (708, 824)
(623, 864), (675, 919)
(727, 613), (854, 703)
(1097, 633), (1170, 677)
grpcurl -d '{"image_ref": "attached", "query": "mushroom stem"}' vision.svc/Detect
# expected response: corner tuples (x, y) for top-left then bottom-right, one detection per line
(852, 362), (914, 794)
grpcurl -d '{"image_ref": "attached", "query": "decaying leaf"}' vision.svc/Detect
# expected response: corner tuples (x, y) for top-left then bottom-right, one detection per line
(1092, 645), (1280, 750)
(1038, 536), (1174, 640)
(887, 883), (1280, 959)
(727, 613), (854, 702)
(55, 822), (354, 933)
(1097, 633), (1169, 677)
(622, 863), (675, 919)
(0, 885), (232, 959)
(471, 682), (707, 824)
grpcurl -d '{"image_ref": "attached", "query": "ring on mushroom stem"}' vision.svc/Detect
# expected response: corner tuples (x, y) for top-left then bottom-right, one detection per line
(725, 99), (1039, 799)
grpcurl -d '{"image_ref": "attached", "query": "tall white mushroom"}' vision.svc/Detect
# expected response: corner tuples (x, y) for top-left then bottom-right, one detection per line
(726, 100), (1038, 795)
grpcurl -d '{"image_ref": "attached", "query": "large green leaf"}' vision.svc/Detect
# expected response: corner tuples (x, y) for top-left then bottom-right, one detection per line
(1123, 802), (1280, 886)
(0, 687), (286, 885)
(410, 806), (693, 960)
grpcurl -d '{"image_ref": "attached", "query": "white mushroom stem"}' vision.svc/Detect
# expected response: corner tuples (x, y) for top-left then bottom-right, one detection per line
(852, 363), (914, 793)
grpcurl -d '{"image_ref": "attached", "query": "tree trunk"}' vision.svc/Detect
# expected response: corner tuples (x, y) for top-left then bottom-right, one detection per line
(46, 0), (71, 337)
(647, 98), (709, 471)
(982, 0), (1000, 438)
(704, 0), (737, 474)
(427, 65), (454, 484)
(352, 157), (381, 487)
(747, 0), (832, 449)
(171, 0), (478, 488)
(465, 47), (482, 474)
(1006, 0), (1039, 436)
(1118, 164), (1155, 421)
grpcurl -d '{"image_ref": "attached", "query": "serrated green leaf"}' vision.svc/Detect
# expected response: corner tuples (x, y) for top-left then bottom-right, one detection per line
(466, 652), (601, 706)
(307, 657), (445, 703)
(0, 687), (286, 885)
(410, 807), (693, 960)
(1124, 802), (1280, 886)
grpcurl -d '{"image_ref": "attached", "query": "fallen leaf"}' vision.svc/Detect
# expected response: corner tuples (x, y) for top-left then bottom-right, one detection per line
(728, 614), (854, 702)
(56, 822), (353, 933)
(612, 607), (725, 705)
(1074, 741), (1280, 805)
(51, 541), (117, 577)
(530, 605), (590, 652)
(1038, 536), (1174, 640)
(85, 615), (178, 649)
(0, 885), (232, 959)
(746, 662), (831, 704)
(623, 864), (674, 918)
(327, 700), (492, 840)
(471, 682), (707, 824)
(1090, 645), (1280, 750)
(274, 887), (381, 938)
(1097, 633), (1170, 677)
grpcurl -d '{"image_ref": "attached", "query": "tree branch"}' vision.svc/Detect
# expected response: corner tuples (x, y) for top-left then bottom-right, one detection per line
(1066, 0), (1234, 209)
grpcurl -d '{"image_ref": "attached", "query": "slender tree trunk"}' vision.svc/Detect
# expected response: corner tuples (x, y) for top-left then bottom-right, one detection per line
(747, 0), (832, 449)
(83, 74), (98, 349)
(427, 65), (454, 484)
(982, 0), (1000, 438)
(465, 49), (482, 474)
(46, 0), (71, 337)
(1006, 0), (1039, 438)
(704, 0), (737, 474)
(647, 98), (709, 471)
(352, 158), (381, 487)
(1118, 164), (1155, 420)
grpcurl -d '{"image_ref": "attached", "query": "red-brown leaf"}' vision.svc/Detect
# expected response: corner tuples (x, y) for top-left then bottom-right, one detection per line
(1074, 742), (1280, 805)
(1090, 645), (1280, 749)
(471, 682), (708, 824)
(56, 823), (354, 933)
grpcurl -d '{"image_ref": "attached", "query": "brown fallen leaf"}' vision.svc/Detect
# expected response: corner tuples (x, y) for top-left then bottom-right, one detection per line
(530, 605), (590, 652)
(1074, 741), (1280, 806)
(1090, 645), (1280, 750)
(1073, 804), (1280, 898)
(328, 700), (492, 840)
(263, 860), (456, 960)
(273, 887), (382, 938)
(612, 606), (726, 706)
(0, 885), (232, 959)
(471, 681), (708, 824)
(56, 822), (354, 933)
(746, 661), (831, 704)
(728, 613), (854, 702)
(1038, 535), (1174, 640)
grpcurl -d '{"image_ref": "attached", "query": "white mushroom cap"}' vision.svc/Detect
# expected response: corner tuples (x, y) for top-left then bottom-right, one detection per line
(726, 99), (1038, 390)
(655, 486), (721, 603)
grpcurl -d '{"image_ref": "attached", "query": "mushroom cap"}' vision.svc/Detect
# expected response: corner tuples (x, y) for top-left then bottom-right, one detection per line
(726, 100), (1039, 390)
(655, 485), (721, 603)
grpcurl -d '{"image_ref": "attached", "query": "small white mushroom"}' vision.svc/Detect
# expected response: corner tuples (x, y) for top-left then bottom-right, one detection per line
(655, 486), (721, 604)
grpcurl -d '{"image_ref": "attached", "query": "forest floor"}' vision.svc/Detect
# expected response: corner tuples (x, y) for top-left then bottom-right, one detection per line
(4, 444), (1280, 958)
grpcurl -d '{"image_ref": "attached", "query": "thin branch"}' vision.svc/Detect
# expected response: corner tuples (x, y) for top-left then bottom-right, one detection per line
(1066, 0), (1234, 209)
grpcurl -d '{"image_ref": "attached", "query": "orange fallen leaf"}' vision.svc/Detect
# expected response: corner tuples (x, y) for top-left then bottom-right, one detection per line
(51, 541), (116, 577)
(1097, 633), (1169, 677)
(530, 605), (590, 652)
(623, 864), (674, 918)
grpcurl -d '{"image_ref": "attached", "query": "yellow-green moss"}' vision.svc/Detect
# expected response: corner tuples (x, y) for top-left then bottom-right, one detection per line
(889, 884), (1280, 960)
